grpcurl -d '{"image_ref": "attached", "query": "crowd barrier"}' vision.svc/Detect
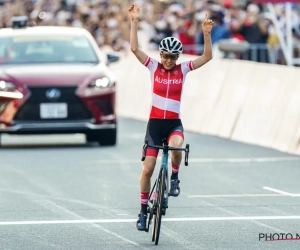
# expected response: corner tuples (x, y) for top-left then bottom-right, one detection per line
(109, 49), (300, 156)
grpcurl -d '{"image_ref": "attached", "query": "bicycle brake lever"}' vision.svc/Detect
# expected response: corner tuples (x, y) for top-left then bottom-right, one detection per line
(141, 139), (148, 161)
(184, 144), (189, 166)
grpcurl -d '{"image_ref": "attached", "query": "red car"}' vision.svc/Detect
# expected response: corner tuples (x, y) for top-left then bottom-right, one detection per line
(0, 17), (119, 146)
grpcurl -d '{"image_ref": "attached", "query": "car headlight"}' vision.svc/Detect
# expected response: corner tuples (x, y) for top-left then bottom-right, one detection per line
(0, 80), (23, 99)
(0, 81), (16, 91)
(88, 77), (111, 89)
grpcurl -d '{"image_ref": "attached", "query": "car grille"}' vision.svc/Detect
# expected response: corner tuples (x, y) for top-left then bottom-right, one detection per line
(95, 99), (113, 116)
(14, 86), (93, 121)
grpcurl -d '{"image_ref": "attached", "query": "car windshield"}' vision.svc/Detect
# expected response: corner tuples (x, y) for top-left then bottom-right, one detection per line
(0, 35), (99, 64)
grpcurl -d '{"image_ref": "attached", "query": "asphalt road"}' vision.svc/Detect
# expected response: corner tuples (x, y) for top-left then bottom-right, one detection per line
(0, 117), (300, 250)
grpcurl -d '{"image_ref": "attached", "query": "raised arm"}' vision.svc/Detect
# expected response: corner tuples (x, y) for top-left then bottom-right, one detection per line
(128, 4), (148, 64)
(192, 14), (214, 70)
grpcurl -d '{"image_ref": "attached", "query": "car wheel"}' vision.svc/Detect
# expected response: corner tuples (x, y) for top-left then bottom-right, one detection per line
(100, 128), (117, 146)
(86, 128), (117, 146)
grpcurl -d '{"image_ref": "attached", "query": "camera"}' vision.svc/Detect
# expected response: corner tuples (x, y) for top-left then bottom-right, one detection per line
(11, 16), (28, 29)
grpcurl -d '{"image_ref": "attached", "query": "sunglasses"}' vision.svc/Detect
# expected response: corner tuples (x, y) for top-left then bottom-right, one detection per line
(161, 53), (179, 60)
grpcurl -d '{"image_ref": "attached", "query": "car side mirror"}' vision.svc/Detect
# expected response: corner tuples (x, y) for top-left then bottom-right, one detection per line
(107, 53), (120, 65)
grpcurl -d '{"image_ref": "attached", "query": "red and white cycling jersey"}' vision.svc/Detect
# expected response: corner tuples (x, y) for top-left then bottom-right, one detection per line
(144, 56), (195, 119)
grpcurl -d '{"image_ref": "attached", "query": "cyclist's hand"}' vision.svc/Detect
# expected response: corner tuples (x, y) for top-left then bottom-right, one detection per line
(202, 14), (214, 34)
(128, 4), (140, 21)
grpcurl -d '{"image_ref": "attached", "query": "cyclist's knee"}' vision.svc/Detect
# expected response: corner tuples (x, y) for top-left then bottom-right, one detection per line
(169, 135), (184, 148)
(172, 150), (182, 161)
(142, 157), (156, 178)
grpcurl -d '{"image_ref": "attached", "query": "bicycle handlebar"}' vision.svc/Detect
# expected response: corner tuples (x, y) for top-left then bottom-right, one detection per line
(141, 139), (190, 166)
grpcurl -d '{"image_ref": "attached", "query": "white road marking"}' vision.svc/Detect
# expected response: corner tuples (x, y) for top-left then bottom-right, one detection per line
(1, 133), (145, 144)
(1, 134), (86, 143)
(200, 199), (284, 233)
(1, 216), (300, 226)
(119, 133), (145, 139)
(263, 186), (297, 196)
(91, 157), (300, 164)
(188, 194), (293, 198)
(37, 199), (143, 248)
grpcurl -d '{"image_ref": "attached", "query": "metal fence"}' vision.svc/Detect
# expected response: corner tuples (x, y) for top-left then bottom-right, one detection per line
(182, 43), (300, 66)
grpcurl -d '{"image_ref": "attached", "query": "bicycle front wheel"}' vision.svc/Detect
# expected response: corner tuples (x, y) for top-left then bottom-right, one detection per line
(154, 168), (166, 245)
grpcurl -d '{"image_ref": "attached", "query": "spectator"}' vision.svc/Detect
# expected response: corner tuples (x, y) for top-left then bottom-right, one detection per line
(0, 0), (299, 65)
(197, 8), (231, 47)
(232, 3), (270, 63)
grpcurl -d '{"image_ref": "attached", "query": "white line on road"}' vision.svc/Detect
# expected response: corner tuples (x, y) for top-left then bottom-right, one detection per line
(1, 216), (300, 226)
(188, 194), (294, 198)
(91, 157), (300, 164)
(120, 133), (145, 139)
(38, 199), (143, 248)
(263, 186), (296, 196)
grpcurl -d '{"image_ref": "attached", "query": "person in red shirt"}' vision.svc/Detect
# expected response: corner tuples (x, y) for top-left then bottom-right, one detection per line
(177, 17), (197, 55)
(128, 4), (214, 231)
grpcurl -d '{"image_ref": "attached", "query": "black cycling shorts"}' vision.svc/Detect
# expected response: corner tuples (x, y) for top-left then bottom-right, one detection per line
(144, 118), (184, 158)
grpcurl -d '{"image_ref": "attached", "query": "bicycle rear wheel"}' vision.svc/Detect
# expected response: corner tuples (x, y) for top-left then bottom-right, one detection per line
(154, 168), (166, 245)
(151, 213), (156, 242)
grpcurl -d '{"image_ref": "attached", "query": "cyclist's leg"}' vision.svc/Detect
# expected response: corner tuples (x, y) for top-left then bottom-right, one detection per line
(167, 121), (184, 197)
(140, 151), (157, 213)
(137, 154), (156, 231)
(169, 134), (184, 177)
(137, 119), (161, 231)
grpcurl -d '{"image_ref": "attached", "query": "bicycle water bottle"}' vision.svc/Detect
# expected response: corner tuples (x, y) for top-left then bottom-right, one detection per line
(153, 191), (157, 201)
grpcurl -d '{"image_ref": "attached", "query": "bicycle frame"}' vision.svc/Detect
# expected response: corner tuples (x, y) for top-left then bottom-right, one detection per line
(161, 151), (169, 208)
(147, 148), (170, 213)
(141, 137), (189, 244)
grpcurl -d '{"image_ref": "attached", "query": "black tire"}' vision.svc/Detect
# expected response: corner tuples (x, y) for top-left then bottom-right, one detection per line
(151, 213), (156, 242)
(149, 184), (157, 242)
(100, 128), (117, 146)
(154, 168), (166, 245)
(86, 128), (117, 146)
(86, 133), (97, 143)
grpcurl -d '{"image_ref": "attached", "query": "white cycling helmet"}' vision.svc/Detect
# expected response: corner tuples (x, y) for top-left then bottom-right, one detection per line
(159, 37), (183, 55)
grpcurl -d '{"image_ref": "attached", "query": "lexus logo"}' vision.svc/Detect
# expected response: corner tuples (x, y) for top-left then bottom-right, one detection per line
(46, 88), (61, 100)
